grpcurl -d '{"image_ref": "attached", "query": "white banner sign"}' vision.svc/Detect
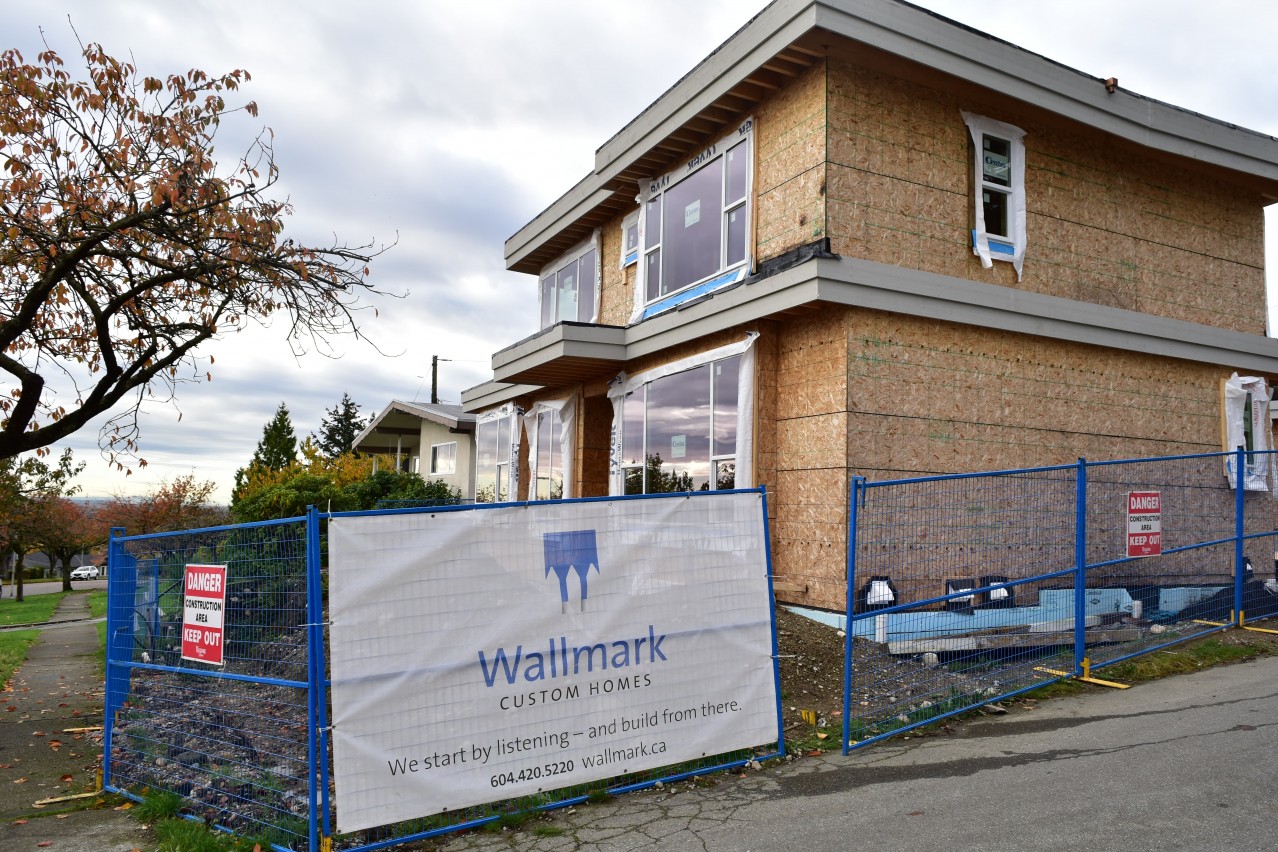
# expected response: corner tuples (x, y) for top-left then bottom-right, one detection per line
(327, 492), (779, 834)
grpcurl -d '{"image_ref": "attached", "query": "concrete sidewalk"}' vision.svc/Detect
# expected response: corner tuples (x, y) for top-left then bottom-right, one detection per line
(0, 593), (151, 851)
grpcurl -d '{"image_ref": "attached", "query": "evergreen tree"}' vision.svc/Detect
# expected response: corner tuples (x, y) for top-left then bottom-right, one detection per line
(314, 392), (366, 458)
(251, 403), (298, 471)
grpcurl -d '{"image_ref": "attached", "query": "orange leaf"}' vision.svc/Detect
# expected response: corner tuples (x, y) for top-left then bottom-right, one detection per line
(60, 774), (73, 782)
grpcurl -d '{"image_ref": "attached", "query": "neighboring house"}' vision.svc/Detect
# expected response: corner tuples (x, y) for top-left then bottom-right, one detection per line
(461, 0), (1278, 610)
(352, 401), (477, 500)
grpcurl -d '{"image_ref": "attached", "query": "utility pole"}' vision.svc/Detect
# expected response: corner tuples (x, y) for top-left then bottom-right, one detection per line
(431, 355), (451, 404)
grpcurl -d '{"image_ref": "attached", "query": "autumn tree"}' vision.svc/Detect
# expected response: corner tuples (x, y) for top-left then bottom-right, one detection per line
(0, 449), (82, 601)
(31, 496), (101, 591)
(97, 474), (226, 536)
(314, 392), (365, 458)
(0, 43), (389, 465)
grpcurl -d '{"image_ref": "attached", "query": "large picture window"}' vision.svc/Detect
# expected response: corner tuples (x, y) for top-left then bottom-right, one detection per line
(608, 334), (756, 496)
(636, 120), (752, 320)
(475, 405), (519, 503)
(962, 112), (1026, 280)
(539, 236), (599, 331)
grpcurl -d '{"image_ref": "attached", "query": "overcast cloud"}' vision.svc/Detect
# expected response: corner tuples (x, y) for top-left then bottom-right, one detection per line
(5, 0), (1276, 503)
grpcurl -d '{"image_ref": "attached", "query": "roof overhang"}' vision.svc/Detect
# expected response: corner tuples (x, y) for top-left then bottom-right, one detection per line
(505, 0), (1278, 275)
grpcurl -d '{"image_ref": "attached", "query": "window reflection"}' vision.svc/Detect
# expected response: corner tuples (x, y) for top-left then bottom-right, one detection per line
(619, 355), (741, 494)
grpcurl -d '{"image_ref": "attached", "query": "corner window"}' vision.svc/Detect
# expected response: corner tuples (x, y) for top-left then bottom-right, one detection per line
(620, 211), (639, 268)
(961, 112), (1026, 280)
(429, 442), (456, 476)
(608, 333), (757, 496)
(475, 406), (519, 503)
(636, 119), (752, 319)
(539, 236), (599, 331)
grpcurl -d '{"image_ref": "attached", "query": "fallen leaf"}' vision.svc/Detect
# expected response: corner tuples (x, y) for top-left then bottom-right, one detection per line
(49, 741), (62, 750)
(38, 842), (53, 848)
(14, 819), (27, 825)
(908, 810), (925, 816)
(114, 802), (132, 811)
(56, 814), (69, 819)
(13, 777), (27, 784)
(60, 774), (73, 782)
(32, 731), (45, 737)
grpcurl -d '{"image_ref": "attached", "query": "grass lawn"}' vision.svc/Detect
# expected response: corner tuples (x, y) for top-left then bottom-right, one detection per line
(0, 592), (67, 626)
(0, 629), (39, 688)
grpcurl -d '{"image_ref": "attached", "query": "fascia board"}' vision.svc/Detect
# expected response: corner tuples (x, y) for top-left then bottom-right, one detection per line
(505, 186), (615, 273)
(491, 324), (628, 383)
(459, 381), (543, 413)
(814, 257), (1278, 374)
(814, 0), (1278, 181)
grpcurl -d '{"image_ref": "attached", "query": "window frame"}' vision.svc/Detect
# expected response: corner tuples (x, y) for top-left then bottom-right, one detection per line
(632, 118), (753, 322)
(538, 232), (600, 331)
(961, 111), (1027, 280)
(608, 333), (757, 495)
(429, 441), (457, 476)
(474, 404), (520, 503)
(620, 211), (639, 268)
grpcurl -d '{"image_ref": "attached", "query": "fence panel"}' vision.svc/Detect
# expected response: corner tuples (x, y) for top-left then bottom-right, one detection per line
(844, 466), (1081, 748)
(844, 450), (1278, 753)
(104, 519), (313, 851)
(323, 491), (784, 851)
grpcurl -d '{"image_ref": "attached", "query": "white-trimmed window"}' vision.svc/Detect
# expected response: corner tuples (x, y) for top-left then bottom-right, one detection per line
(429, 441), (456, 476)
(620, 211), (639, 268)
(475, 405), (520, 503)
(636, 119), (753, 320)
(523, 397), (577, 501)
(608, 333), (757, 495)
(962, 112), (1026, 280)
(539, 235), (599, 331)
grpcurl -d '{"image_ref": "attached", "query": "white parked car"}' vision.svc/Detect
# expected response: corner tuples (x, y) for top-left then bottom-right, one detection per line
(70, 566), (100, 580)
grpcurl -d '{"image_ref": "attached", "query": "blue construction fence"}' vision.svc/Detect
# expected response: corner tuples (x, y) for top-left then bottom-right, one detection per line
(103, 491), (781, 852)
(842, 448), (1278, 752)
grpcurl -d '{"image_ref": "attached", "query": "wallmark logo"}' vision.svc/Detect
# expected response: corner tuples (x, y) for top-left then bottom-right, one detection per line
(543, 530), (599, 613)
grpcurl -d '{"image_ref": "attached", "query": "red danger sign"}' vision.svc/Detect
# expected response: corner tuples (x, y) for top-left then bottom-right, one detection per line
(181, 564), (227, 665)
(1127, 491), (1162, 558)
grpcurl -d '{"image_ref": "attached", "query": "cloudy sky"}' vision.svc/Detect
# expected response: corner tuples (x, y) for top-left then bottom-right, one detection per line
(7, 0), (1277, 503)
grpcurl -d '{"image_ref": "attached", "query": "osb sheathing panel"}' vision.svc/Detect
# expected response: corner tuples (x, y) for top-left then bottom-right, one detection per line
(824, 57), (1269, 335)
(845, 310), (1233, 478)
(579, 393), (613, 498)
(754, 61), (828, 262)
(775, 312), (849, 419)
(595, 207), (635, 328)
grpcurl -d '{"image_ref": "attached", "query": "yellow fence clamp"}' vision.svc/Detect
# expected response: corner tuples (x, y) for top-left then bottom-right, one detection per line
(1239, 611), (1278, 635)
(1033, 657), (1129, 689)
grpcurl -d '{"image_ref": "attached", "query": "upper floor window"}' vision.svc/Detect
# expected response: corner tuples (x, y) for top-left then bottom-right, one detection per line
(620, 211), (639, 268)
(429, 441), (456, 476)
(637, 119), (753, 318)
(539, 236), (599, 331)
(962, 112), (1026, 280)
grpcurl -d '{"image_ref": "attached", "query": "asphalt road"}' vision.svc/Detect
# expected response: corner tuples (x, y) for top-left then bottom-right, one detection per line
(1, 578), (107, 597)
(437, 654), (1278, 851)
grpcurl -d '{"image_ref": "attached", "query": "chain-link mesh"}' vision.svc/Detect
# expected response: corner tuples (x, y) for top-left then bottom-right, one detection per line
(105, 519), (312, 850)
(844, 451), (1278, 752)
